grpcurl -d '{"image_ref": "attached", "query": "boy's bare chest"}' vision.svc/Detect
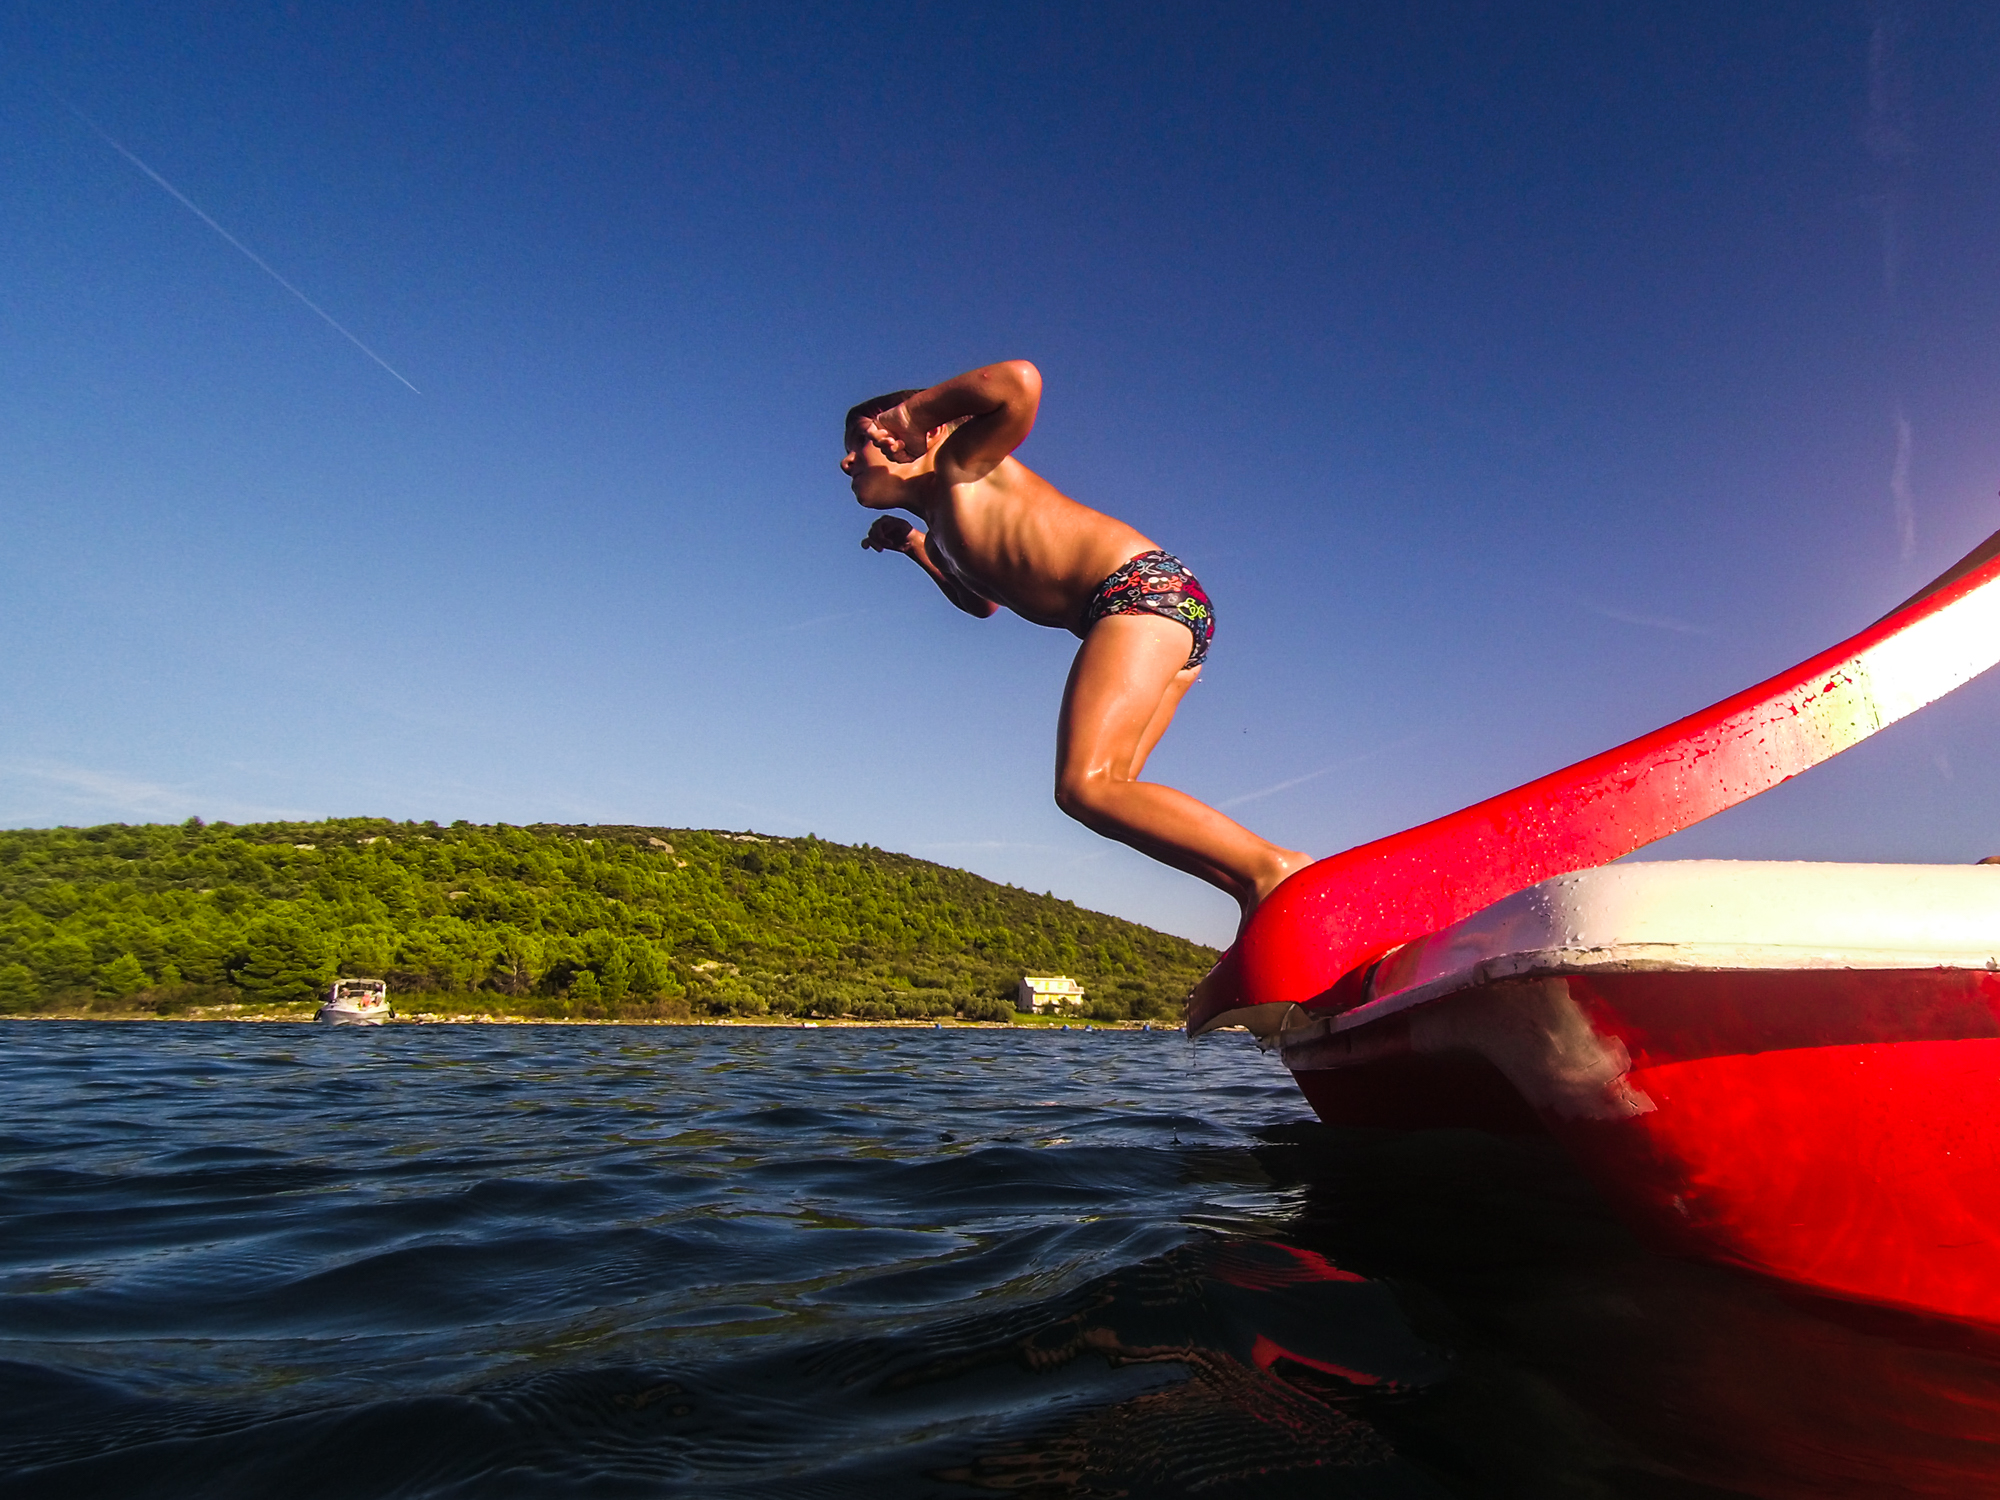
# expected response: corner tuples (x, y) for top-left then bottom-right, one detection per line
(921, 484), (1037, 585)
(922, 491), (989, 566)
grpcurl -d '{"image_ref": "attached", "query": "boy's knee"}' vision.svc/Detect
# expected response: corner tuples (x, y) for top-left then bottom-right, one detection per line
(1053, 772), (1110, 823)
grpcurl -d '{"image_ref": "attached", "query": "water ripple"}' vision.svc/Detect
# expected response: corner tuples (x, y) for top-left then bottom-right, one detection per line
(2, 1022), (1997, 1497)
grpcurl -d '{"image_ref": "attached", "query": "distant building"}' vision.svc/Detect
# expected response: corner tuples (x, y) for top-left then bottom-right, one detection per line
(1017, 975), (1085, 1013)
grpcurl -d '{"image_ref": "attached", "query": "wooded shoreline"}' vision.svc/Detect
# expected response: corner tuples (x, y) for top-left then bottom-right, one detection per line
(2, 819), (1216, 1025)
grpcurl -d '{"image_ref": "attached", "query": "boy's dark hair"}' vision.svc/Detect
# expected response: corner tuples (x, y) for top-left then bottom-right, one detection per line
(845, 390), (922, 446)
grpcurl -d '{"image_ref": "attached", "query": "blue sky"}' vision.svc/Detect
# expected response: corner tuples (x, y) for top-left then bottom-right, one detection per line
(5, 2), (2000, 946)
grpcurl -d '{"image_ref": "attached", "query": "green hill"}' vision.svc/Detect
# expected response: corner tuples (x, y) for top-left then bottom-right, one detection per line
(0, 819), (1217, 1022)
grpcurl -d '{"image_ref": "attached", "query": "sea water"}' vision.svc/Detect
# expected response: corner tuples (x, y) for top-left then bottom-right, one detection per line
(1, 1022), (1996, 1498)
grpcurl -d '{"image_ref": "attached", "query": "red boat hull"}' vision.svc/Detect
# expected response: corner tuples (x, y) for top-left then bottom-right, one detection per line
(1289, 966), (2000, 1328)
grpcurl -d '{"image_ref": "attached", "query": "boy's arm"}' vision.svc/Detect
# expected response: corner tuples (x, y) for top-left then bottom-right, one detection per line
(862, 516), (999, 619)
(866, 361), (1042, 485)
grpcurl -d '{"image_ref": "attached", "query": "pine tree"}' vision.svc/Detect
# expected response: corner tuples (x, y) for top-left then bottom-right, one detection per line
(0, 964), (37, 1013)
(233, 920), (334, 1004)
(99, 954), (149, 998)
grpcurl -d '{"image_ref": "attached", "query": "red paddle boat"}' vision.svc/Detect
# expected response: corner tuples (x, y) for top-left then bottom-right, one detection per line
(1192, 533), (2000, 1327)
(1269, 858), (2000, 1327)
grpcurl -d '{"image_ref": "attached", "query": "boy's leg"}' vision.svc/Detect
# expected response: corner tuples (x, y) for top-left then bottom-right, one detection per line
(1055, 614), (1309, 916)
(1129, 663), (1200, 780)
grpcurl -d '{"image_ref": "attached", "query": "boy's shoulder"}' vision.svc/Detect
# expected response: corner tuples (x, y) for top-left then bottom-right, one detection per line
(935, 453), (1046, 499)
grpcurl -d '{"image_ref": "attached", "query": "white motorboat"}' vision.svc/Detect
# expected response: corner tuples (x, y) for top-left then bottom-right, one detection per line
(316, 977), (392, 1025)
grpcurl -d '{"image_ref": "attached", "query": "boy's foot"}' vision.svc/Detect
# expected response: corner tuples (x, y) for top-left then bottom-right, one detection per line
(1241, 849), (1315, 930)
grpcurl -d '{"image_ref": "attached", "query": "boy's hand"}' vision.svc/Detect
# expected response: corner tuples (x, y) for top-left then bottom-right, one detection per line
(862, 404), (931, 464)
(861, 516), (918, 553)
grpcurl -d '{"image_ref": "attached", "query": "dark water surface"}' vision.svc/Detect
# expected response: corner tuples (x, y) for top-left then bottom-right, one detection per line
(2, 1022), (1997, 1498)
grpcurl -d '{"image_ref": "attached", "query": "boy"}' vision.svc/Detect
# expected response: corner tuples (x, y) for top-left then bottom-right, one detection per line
(845, 359), (1310, 933)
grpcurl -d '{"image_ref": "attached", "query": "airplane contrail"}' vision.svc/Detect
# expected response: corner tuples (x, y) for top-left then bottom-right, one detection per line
(1219, 731), (1431, 811)
(51, 92), (420, 394)
(1584, 602), (1710, 635)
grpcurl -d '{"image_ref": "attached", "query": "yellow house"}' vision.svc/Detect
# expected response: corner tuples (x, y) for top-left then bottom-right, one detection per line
(1016, 975), (1085, 1014)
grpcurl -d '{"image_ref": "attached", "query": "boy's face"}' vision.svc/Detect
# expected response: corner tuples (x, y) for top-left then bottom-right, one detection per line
(841, 426), (925, 507)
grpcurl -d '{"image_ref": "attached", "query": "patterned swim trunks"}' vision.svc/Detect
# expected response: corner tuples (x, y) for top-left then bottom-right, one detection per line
(1079, 549), (1215, 670)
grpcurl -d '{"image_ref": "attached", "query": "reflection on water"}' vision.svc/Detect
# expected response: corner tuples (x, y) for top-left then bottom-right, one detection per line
(0, 1022), (1994, 1497)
